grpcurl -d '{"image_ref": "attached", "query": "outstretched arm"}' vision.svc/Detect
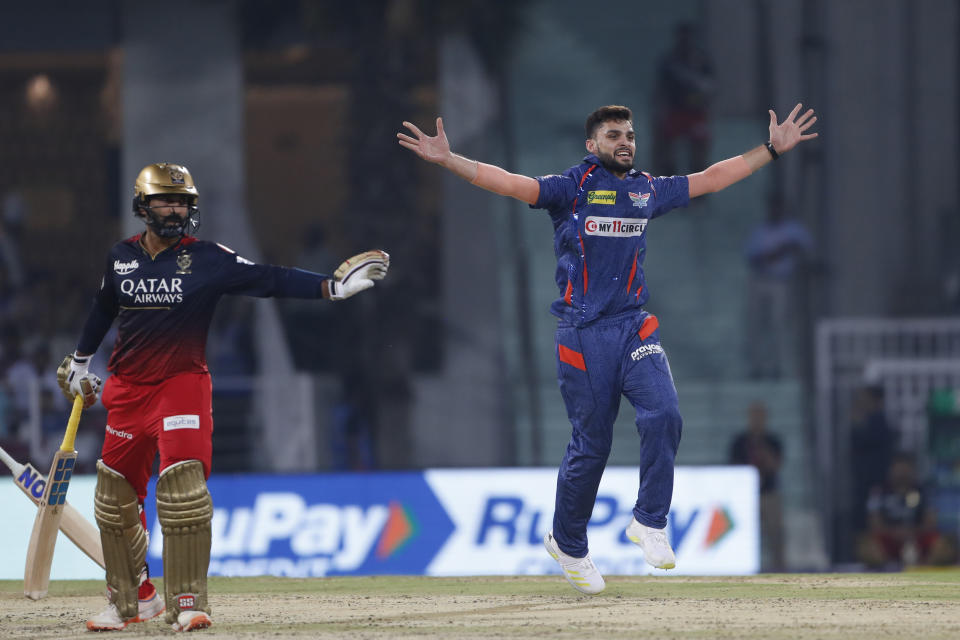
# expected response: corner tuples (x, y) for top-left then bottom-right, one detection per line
(687, 103), (818, 198)
(398, 117), (540, 205)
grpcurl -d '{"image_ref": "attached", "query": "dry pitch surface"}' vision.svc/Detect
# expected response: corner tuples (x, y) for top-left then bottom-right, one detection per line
(2, 572), (960, 639)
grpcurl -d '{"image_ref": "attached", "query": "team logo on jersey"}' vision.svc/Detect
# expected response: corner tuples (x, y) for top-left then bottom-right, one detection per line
(176, 251), (192, 274)
(584, 216), (648, 237)
(628, 192), (651, 208)
(586, 190), (617, 205)
(113, 259), (139, 275)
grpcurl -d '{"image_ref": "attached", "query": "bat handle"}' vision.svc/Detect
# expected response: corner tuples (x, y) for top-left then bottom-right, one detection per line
(60, 395), (84, 453)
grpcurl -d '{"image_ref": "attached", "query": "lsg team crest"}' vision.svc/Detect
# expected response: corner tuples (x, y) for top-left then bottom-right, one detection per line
(629, 192), (650, 208)
(176, 252), (192, 274)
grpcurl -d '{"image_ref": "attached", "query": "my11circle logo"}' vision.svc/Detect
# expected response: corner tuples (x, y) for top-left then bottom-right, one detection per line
(584, 216), (648, 237)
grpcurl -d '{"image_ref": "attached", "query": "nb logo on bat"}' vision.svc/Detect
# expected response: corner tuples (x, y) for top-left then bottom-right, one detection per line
(46, 458), (75, 506)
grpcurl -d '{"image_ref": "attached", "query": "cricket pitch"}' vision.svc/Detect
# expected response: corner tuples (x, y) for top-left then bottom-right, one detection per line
(2, 572), (959, 639)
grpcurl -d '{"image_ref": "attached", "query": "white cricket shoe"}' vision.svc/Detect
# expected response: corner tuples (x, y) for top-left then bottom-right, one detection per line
(625, 517), (676, 569)
(543, 531), (605, 595)
(86, 602), (132, 632)
(137, 588), (165, 622)
(85, 586), (164, 631)
(172, 610), (213, 632)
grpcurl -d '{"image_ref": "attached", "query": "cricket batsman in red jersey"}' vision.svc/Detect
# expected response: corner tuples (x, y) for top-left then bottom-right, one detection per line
(57, 163), (389, 631)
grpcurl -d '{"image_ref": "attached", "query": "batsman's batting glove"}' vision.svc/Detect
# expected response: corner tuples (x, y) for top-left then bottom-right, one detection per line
(56, 352), (103, 408)
(328, 250), (390, 300)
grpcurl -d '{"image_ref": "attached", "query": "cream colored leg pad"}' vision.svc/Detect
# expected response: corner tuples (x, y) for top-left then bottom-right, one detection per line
(156, 460), (213, 624)
(93, 461), (148, 620)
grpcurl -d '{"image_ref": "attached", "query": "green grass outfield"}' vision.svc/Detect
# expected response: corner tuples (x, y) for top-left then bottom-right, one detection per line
(3, 571), (960, 639)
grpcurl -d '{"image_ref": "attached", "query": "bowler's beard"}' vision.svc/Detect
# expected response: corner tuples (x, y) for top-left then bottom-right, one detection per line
(596, 149), (633, 175)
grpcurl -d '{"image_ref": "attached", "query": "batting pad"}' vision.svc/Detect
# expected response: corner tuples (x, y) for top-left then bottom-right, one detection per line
(156, 460), (213, 624)
(93, 461), (148, 619)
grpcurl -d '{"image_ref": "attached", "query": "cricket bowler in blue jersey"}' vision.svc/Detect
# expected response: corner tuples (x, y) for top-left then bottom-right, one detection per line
(399, 103), (817, 594)
(56, 163), (389, 630)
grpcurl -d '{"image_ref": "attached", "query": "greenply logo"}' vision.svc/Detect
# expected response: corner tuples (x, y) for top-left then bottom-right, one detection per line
(587, 190), (616, 205)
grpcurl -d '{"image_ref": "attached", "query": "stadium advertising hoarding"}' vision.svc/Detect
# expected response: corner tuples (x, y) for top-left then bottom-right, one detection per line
(0, 466), (758, 579)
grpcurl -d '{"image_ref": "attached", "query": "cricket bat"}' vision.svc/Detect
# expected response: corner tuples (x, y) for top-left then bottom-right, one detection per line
(23, 394), (84, 600)
(0, 444), (103, 570)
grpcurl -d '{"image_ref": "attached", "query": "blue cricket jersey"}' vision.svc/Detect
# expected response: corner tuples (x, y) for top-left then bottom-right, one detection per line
(77, 234), (330, 384)
(533, 153), (689, 326)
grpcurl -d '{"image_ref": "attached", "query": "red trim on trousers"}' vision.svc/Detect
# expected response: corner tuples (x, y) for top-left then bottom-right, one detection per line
(558, 344), (587, 371)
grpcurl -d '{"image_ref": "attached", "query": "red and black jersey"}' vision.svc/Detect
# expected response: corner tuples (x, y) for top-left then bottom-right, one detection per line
(77, 234), (329, 384)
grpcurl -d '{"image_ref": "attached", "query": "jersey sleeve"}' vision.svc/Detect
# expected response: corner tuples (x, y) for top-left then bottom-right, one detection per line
(648, 175), (690, 218)
(532, 174), (578, 211)
(214, 244), (329, 298)
(76, 256), (120, 354)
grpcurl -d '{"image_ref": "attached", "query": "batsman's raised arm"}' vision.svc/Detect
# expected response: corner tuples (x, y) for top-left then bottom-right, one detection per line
(398, 117), (540, 205)
(687, 103), (818, 198)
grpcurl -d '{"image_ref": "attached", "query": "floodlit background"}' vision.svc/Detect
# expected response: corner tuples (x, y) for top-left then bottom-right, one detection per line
(0, 0), (958, 575)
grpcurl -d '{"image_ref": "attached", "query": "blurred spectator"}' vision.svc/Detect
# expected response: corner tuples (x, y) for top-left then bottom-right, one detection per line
(329, 369), (376, 471)
(849, 385), (897, 534)
(0, 270), (24, 326)
(652, 21), (715, 175)
(297, 223), (338, 274)
(744, 193), (814, 379)
(280, 223), (344, 372)
(374, 341), (413, 469)
(208, 297), (256, 376)
(0, 207), (25, 289)
(6, 341), (67, 439)
(1, 190), (25, 238)
(857, 452), (957, 569)
(729, 401), (785, 571)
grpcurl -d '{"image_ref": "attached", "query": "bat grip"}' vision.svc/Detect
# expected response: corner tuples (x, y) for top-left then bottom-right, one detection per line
(60, 395), (84, 453)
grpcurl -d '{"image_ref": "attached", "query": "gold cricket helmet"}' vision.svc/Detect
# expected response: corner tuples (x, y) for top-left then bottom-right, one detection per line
(132, 163), (201, 237)
(133, 162), (199, 206)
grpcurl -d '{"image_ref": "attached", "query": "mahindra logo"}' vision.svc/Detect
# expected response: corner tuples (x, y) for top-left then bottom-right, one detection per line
(113, 259), (139, 275)
(106, 425), (134, 440)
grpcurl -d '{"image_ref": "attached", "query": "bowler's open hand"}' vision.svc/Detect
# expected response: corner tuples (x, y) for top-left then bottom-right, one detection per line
(397, 117), (451, 165)
(769, 104), (818, 154)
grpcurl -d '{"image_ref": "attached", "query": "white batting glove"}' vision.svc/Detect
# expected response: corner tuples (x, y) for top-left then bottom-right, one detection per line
(56, 352), (103, 408)
(328, 250), (390, 300)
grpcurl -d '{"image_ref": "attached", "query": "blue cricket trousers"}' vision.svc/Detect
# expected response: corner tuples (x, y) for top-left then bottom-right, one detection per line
(552, 309), (683, 558)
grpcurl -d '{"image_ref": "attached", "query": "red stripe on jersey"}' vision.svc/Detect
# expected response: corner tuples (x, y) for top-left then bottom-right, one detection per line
(571, 164), (596, 300)
(558, 344), (587, 371)
(626, 247), (639, 293)
(640, 171), (657, 198)
(638, 314), (659, 341)
(564, 280), (573, 306)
